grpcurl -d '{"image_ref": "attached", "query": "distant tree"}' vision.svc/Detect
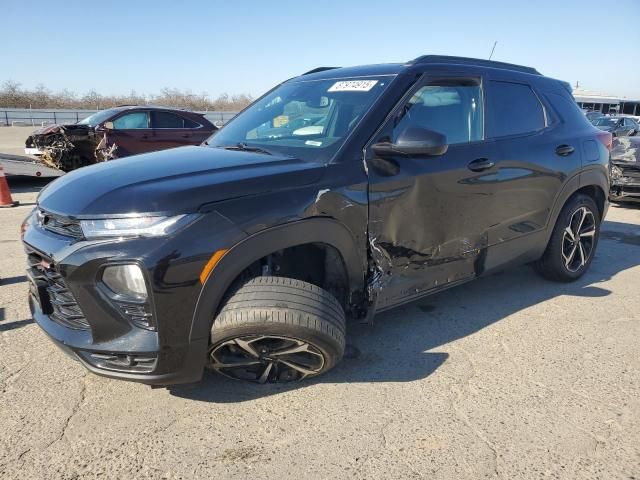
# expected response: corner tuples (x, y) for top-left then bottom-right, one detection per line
(0, 81), (252, 111)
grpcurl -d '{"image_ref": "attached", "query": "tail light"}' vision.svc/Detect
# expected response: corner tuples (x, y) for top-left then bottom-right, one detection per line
(595, 130), (612, 151)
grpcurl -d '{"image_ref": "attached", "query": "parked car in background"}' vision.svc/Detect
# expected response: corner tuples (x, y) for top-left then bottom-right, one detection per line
(592, 116), (639, 137)
(24, 106), (216, 172)
(610, 135), (640, 202)
(23, 55), (611, 386)
(584, 110), (605, 122)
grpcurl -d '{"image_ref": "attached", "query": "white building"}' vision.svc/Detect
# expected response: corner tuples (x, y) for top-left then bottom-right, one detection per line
(573, 88), (640, 116)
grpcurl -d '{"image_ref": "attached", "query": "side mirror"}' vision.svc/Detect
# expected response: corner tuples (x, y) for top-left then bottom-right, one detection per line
(103, 121), (114, 130)
(372, 127), (448, 158)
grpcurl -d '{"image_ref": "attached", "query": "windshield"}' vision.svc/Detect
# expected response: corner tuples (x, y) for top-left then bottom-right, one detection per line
(593, 118), (618, 127)
(206, 76), (394, 162)
(77, 108), (122, 127)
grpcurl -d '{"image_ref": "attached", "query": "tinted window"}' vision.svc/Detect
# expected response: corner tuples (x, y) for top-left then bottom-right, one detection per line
(546, 92), (591, 127)
(392, 81), (483, 145)
(113, 112), (149, 129)
(183, 117), (199, 128)
(152, 111), (199, 128)
(487, 81), (544, 137)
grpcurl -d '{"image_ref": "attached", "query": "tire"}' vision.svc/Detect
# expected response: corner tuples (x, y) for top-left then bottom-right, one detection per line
(535, 194), (601, 282)
(208, 276), (346, 383)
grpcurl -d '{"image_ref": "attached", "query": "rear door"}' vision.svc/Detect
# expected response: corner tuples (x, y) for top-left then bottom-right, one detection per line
(480, 76), (581, 262)
(108, 110), (152, 156)
(150, 111), (204, 149)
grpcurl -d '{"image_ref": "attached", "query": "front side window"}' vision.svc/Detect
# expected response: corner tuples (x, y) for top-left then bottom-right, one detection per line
(392, 80), (483, 145)
(113, 112), (149, 130)
(207, 76), (393, 162)
(487, 81), (545, 137)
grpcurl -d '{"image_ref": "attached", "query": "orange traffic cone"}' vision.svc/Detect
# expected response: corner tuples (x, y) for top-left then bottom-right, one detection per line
(0, 165), (19, 208)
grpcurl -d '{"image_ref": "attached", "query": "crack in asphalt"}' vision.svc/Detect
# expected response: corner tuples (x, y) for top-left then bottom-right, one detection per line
(42, 374), (88, 453)
(450, 346), (502, 479)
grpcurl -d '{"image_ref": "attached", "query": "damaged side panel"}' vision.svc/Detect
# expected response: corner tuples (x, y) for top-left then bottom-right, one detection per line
(367, 167), (487, 310)
(25, 125), (118, 172)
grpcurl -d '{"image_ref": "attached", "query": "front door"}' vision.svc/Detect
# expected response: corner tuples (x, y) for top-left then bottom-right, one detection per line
(366, 75), (497, 309)
(108, 110), (152, 156)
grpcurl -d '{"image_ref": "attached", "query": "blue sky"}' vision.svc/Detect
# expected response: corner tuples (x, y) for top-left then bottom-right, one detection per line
(3, 0), (640, 99)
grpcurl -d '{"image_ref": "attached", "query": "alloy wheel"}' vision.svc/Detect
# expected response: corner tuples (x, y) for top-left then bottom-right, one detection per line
(561, 206), (596, 273)
(209, 335), (326, 383)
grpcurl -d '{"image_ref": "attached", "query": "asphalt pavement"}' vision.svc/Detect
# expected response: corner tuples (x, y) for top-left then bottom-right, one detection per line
(1, 177), (639, 479)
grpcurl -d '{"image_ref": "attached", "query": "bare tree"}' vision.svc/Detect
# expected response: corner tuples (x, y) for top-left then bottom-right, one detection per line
(0, 81), (252, 111)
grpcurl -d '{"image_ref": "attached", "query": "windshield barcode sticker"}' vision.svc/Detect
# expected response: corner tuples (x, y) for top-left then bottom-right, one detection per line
(328, 80), (378, 92)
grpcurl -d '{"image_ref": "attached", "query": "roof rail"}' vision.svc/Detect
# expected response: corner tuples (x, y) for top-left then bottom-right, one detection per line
(302, 66), (340, 76)
(408, 55), (540, 75)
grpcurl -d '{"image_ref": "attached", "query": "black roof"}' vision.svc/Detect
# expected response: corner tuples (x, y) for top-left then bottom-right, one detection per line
(408, 55), (540, 75)
(298, 55), (542, 81)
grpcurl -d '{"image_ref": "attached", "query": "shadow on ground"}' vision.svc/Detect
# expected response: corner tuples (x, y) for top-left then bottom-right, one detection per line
(0, 275), (27, 286)
(169, 218), (639, 403)
(6, 176), (54, 195)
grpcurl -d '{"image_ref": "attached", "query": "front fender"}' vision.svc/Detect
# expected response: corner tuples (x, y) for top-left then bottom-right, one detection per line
(189, 217), (366, 343)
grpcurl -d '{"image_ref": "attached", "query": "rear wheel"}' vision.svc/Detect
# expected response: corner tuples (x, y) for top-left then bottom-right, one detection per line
(535, 194), (600, 282)
(208, 276), (346, 383)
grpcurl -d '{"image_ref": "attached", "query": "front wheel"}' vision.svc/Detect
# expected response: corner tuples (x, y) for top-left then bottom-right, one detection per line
(535, 194), (601, 282)
(208, 277), (346, 383)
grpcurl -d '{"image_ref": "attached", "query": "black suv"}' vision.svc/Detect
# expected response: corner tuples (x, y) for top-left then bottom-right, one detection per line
(22, 56), (611, 386)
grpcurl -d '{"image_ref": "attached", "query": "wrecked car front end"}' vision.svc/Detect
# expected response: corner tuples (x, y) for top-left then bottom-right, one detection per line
(25, 124), (115, 172)
(610, 136), (640, 202)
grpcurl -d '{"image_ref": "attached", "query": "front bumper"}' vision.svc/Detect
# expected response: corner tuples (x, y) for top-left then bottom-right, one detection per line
(24, 147), (44, 156)
(610, 180), (640, 202)
(610, 163), (640, 202)
(29, 296), (207, 384)
(22, 209), (246, 385)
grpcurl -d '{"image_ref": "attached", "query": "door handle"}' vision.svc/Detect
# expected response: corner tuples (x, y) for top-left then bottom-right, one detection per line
(555, 144), (575, 156)
(467, 158), (495, 172)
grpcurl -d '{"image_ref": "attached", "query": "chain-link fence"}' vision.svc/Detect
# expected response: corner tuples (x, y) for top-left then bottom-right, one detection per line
(0, 108), (239, 127)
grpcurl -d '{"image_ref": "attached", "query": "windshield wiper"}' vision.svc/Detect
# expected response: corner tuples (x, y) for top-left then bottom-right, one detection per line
(220, 143), (273, 155)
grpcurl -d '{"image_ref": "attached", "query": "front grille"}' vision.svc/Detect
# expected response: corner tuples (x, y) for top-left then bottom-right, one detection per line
(621, 167), (640, 180)
(37, 209), (84, 239)
(26, 247), (90, 330)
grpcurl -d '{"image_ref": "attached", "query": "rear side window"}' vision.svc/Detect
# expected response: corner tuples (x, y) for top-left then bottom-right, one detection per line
(487, 81), (545, 137)
(152, 111), (200, 128)
(545, 92), (591, 127)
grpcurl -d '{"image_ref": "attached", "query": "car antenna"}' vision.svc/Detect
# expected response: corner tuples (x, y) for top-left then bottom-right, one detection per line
(488, 41), (498, 60)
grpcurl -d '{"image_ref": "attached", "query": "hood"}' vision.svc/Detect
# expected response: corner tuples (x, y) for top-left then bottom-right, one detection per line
(37, 146), (325, 217)
(611, 136), (640, 166)
(595, 125), (614, 132)
(29, 123), (94, 137)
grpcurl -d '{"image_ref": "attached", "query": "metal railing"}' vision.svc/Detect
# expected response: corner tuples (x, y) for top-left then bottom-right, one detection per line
(0, 108), (239, 127)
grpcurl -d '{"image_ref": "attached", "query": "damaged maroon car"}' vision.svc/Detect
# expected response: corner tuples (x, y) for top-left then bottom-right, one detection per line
(24, 106), (216, 172)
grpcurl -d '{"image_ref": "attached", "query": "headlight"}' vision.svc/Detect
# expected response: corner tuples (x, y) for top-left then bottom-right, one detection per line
(80, 214), (198, 239)
(102, 264), (148, 299)
(610, 165), (623, 180)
